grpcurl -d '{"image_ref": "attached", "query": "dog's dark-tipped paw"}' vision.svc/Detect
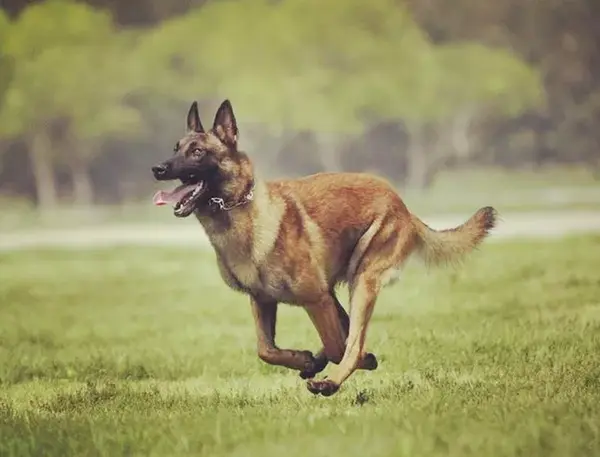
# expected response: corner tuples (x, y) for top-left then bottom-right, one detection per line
(299, 353), (328, 379)
(306, 378), (340, 397)
(362, 352), (378, 371)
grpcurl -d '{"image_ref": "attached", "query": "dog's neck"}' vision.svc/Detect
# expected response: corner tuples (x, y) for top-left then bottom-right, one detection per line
(193, 175), (275, 270)
(212, 151), (255, 209)
(208, 178), (255, 212)
(193, 165), (264, 232)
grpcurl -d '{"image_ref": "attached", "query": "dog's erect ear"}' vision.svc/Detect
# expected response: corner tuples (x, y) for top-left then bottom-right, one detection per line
(186, 101), (204, 133)
(212, 99), (238, 148)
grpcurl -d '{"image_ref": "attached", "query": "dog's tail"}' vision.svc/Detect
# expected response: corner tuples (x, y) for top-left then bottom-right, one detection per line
(411, 206), (498, 268)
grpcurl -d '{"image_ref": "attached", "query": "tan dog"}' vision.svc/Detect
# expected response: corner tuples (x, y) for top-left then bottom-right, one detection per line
(152, 100), (497, 396)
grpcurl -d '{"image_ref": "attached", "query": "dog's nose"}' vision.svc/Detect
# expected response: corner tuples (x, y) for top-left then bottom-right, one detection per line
(152, 163), (169, 179)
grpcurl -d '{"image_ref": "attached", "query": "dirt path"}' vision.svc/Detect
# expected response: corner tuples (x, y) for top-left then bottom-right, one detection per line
(1, 210), (600, 251)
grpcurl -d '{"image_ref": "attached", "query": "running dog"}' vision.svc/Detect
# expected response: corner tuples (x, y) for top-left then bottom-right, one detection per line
(151, 99), (497, 396)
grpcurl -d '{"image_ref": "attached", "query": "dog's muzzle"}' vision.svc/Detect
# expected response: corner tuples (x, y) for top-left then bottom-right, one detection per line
(152, 163), (171, 180)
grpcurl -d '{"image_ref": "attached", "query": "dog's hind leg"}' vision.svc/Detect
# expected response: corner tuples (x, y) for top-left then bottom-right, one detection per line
(300, 294), (378, 380)
(303, 293), (379, 389)
(306, 226), (416, 396)
(332, 295), (379, 371)
(251, 296), (323, 374)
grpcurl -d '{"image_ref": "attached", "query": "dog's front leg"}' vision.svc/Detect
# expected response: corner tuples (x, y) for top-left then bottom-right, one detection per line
(250, 296), (325, 374)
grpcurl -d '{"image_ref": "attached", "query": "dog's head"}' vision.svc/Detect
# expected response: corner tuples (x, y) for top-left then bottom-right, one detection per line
(152, 99), (253, 218)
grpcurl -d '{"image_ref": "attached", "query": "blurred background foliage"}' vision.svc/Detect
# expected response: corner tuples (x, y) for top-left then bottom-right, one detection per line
(0, 0), (598, 210)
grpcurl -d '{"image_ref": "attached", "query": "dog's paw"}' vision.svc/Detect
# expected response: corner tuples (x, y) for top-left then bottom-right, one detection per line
(299, 352), (328, 380)
(306, 378), (340, 397)
(362, 352), (378, 371)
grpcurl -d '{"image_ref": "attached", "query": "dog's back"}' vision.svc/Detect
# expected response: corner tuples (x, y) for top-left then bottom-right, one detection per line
(267, 171), (496, 287)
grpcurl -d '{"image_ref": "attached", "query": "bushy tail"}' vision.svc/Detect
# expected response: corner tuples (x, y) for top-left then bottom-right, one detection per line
(411, 206), (498, 268)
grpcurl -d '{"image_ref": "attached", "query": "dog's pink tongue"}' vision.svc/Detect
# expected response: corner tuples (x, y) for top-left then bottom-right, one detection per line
(152, 184), (198, 206)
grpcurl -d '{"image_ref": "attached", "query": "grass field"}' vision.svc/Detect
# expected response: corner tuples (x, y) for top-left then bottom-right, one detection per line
(1, 235), (600, 456)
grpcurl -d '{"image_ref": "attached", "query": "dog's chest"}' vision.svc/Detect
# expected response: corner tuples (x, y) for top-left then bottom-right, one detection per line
(203, 199), (293, 301)
(213, 241), (295, 302)
(218, 255), (289, 299)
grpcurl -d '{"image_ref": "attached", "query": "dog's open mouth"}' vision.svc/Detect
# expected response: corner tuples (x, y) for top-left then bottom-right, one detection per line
(153, 181), (205, 217)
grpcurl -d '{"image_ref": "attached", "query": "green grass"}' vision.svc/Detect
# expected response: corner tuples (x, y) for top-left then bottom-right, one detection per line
(1, 236), (600, 456)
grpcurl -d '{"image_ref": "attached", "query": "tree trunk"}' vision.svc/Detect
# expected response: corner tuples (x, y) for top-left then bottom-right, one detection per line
(315, 132), (341, 172)
(450, 109), (475, 159)
(29, 131), (58, 211)
(70, 154), (94, 207)
(406, 124), (434, 191)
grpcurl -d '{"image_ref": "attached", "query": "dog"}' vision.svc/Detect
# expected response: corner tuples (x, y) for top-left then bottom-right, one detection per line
(151, 99), (497, 397)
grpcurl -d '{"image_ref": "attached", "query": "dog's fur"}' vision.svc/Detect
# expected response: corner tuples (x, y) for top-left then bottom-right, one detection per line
(152, 100), (498, 396)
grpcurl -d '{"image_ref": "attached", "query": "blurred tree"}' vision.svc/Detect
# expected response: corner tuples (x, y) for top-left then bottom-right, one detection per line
(339, 121), (409, 184)
(0, 11), (11, 106)
(131, 0), (543, 188)
(0, 11), (13, 175)
(1, 0), (211, 25)
(175, 0), (431, 171)
(61, 36), (142, 207)
(400, 42), (544, 188)
(133, 10), (209, 103)
(549, 89), (600, 170)
(0, 0), (579, 204)
(270, 0), (544, 188)
(0, 0), (142, 208)
(407, 0), (600, 169)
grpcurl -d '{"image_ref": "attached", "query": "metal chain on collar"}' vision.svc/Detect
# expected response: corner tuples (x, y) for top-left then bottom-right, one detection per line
(209, 188), (254, 211)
